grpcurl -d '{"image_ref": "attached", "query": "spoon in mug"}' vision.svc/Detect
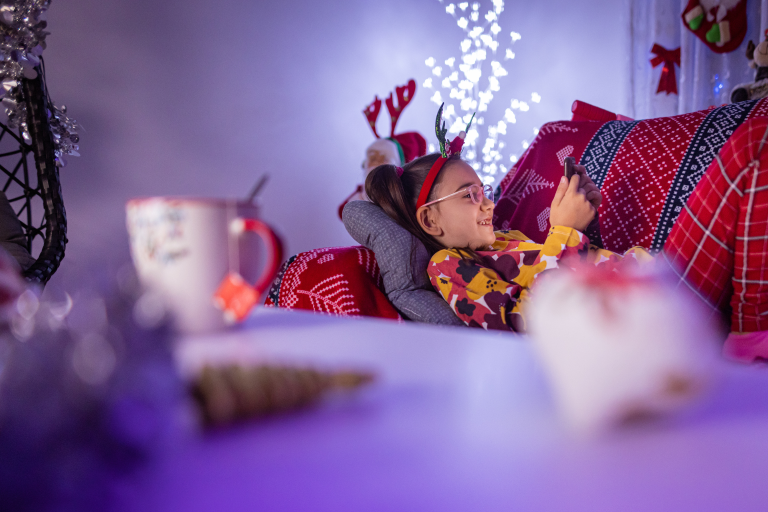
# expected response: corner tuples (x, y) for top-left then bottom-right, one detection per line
(246, 174), (269, 204)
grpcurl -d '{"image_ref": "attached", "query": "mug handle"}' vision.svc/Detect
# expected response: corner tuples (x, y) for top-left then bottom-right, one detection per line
(235, 218), (284, 298)
(212, 218), (284, 322)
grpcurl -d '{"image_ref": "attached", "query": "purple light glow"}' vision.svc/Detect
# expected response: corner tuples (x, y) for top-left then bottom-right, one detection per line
(40, 0), (627, 280)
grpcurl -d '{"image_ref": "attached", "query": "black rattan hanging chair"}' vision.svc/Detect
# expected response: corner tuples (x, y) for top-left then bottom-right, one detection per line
(0, 64), (66, 284)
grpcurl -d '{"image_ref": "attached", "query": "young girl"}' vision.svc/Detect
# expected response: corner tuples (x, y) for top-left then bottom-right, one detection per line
(363, 105), (768, 361)
(366, 147), (650, 332)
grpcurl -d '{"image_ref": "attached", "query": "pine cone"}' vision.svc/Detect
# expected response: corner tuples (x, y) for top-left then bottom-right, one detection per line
(190, 364), (374, 427)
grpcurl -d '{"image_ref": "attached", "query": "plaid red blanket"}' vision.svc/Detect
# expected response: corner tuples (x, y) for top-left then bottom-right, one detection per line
(664, 117), (768, 337)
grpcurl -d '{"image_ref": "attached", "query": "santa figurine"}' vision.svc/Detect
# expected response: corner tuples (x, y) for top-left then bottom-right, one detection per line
(337, 79), (427, 219)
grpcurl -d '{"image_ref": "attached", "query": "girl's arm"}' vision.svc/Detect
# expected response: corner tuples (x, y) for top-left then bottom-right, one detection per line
(541, 224), (652, 274)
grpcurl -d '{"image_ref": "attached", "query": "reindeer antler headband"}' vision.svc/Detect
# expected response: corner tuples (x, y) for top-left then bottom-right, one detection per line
(363, 79), (417, 164)
(415, 103), (475, 210)
(385, 80), (415, 137)
(363, 96), (383, 138)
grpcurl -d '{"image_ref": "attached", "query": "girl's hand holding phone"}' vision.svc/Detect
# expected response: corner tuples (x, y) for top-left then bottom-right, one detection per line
(564, 157), (602, 210)
(549, 174), (596, 232)
(572, 164), (602, 209)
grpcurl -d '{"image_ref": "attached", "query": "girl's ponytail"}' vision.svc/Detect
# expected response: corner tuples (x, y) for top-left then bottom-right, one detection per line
(365, 164), (414, 236)
(365, 154), (456, 256)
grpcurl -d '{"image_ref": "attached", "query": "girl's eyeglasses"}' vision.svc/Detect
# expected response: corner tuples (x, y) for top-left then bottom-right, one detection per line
(422, 183), (494, 208)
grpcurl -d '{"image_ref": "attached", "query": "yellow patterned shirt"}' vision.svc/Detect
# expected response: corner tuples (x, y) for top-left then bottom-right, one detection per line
(427, 226), (653, 332)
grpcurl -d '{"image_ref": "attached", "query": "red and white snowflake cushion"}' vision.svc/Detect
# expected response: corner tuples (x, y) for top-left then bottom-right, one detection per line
(264, 246), (401, 320)
(493, 98), (768, 253)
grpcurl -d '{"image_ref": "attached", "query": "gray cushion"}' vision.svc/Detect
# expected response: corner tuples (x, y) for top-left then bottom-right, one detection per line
(342, 200), (464, 326)
(0, 191), (33, 271)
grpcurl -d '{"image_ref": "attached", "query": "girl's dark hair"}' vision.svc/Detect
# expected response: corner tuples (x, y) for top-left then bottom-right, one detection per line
(365, 153), (459, 256)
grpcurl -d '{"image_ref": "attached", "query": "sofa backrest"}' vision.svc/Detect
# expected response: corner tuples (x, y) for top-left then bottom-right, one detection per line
(493, 98), (768, 253)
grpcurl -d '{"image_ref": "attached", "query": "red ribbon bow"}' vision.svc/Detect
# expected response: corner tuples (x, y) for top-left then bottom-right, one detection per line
(650, 44), (681, 95)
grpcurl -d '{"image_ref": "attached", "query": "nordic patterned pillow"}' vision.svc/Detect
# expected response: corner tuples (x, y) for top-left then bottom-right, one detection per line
(342, 201), (464, 326)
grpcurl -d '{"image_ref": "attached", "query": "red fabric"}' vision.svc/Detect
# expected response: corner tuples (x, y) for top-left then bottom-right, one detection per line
(264, 246), (401, 320)
(599, 110), (706, 253)
(391, 131), (427, 163)
(650, 44), (680, 95)
(493, 99), (768, 253)
(663, 117), (768, 335)
(571, 100), (623, 122)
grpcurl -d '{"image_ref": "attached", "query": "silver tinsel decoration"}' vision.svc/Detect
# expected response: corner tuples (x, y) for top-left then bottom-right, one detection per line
(0, 0), (79, 167)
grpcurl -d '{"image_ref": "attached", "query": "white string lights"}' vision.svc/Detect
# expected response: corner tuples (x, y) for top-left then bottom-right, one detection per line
(423, 1), (540, 185)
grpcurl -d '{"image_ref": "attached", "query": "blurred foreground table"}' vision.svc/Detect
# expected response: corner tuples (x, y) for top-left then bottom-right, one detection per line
(118, 308), (768, 512)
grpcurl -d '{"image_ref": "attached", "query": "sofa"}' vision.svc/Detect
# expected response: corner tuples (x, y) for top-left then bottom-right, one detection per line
(265, 98), (768, 322)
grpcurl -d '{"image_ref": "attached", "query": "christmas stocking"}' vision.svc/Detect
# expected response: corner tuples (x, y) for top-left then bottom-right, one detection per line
(682, 0), (747, 54)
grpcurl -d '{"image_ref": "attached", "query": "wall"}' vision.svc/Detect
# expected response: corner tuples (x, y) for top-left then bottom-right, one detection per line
(625, 0), (765, 120)
(41, 0), (627, 284)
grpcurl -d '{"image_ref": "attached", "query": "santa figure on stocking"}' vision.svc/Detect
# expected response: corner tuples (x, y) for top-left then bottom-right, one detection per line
(682, 0), (747, 54)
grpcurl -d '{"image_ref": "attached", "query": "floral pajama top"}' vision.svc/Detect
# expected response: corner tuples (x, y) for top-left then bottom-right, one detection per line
(427, 226), (653, 332)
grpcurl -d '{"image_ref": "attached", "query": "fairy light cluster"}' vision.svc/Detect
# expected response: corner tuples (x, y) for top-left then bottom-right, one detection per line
(423, 0), (540, 185)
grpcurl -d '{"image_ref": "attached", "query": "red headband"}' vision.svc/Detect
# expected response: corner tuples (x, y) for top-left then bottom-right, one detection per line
(415, 134), (467, 209)
(415, 104), (475, 210)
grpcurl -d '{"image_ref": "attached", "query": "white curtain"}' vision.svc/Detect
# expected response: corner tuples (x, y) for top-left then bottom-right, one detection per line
(625, 0), (768, 119)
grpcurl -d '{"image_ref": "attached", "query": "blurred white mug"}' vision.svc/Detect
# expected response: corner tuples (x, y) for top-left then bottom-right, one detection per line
(126, 197), (283, 334)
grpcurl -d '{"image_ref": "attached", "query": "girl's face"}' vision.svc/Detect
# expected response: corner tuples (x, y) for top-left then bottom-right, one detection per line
(421, 160), (496, 250)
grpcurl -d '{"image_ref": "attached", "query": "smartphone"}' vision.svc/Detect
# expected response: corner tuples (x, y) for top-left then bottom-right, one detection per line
(564, 156), (576, 180)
